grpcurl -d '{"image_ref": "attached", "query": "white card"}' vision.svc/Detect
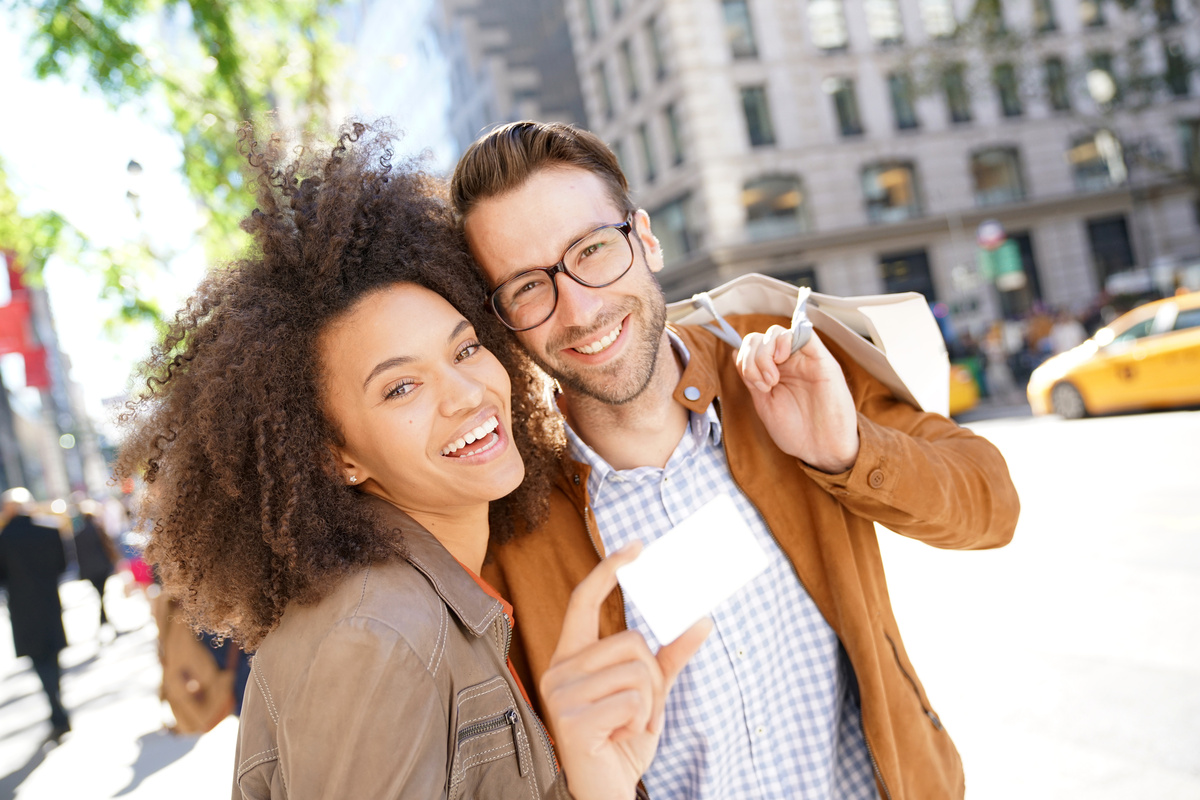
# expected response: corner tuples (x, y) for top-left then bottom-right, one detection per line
(615, 493), (770, 644)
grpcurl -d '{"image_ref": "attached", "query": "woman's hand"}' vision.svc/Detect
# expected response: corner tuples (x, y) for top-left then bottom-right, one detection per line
(541, 543), (711, 800)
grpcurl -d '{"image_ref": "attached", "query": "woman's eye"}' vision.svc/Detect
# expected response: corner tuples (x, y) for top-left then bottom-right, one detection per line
(456, 341), (482, 362)
(385, 380), (416, 400)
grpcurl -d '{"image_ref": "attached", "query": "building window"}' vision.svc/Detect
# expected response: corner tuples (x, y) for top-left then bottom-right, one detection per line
(777, 265), (820, 291)
(594, 64), (613, 120)
(723, 0), (759, 59)
(880, 250), (937, 300)
(971, 148), (1025, 206)
(1069, 130), (1126, 191)
(1156, 0), (1178, 24)
(741, 85), (776, 146)
(1165, 43), (1189, 97)
(862, 162), (921, 223)
(611, 138), (627, 176)
(994, 63), (1023, 117)
(1033, 0), (1057, 31)
(583, 0), (599, 39)
(651, 194), (695, 267)
(638, 123), (657, 183)
(1079, 0), (1105, 27)
(919, 0), (957, 37)
(1181, 119), (1200, 178)
(972, 0), (1006, 37)
(646, 16), (668, 80)
(1087, 52), (1119, 106)
(944, 63), (972, 123)
(825, 77), (864, 136)
(743, 175), (809, 240)
(619, 40), (639, 101)
(889, 72), (919, 129)
(865, 0), (904, 45)
(664, 103), (685, 165)
(1045, 57), (1071, 111)
(1086, 215), (1136, 280)
(809, 0), (849, 51)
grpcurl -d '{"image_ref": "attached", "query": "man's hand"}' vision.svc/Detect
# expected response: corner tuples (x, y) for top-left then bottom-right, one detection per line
(541, 543), (712, 800)
(735, 326), (860, 473)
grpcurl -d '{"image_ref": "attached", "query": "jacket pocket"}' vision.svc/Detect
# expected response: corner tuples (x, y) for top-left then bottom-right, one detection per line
(448, 676), (535, 800)
(884, 631), (943, 731)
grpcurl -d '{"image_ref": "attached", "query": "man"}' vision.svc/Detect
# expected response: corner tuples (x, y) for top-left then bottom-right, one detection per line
(453, 121), (1020, 800)
(0, 488), (71, 743)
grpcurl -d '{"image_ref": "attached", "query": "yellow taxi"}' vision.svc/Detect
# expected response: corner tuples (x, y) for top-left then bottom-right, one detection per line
(1027, 292), (1200, 418)
(948, 363), (980, 416)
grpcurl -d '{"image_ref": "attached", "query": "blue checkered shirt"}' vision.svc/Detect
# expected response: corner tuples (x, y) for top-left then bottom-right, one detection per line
(564, 337), (879, 800)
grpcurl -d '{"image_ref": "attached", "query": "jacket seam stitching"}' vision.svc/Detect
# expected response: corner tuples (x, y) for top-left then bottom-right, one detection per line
(236, 747), (279, 779)
(251, 660), (279, 725)
(461, 741), (516, 769)
(429, 602), (448, 676)
(352, 563), (371, 617)
(408, 552), (500, 632)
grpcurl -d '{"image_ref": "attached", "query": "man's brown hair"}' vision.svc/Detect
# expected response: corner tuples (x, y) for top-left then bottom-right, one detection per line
(451, 120), (635, 219)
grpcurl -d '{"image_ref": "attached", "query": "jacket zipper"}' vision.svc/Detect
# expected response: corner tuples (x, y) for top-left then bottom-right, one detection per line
(456, 706), (528, 778)
(885, 632), (943, 730)
(711, 398), (895, 800)
(498, 612), (558, 776)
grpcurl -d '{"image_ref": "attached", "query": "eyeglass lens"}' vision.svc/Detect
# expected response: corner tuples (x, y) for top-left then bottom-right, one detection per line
(494, 224), (633, 330)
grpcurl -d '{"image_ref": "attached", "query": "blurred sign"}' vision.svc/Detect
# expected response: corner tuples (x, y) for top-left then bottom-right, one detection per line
(976, 219), (1006, 251)
(978, 240), (1026, 291)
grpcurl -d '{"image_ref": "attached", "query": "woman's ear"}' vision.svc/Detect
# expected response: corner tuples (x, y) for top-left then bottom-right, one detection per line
(334, 448), (369, 488)
(633, 209), (664, 274)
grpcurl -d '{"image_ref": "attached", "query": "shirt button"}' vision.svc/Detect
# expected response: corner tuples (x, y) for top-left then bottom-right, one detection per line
(755, 725), (766, 737)
(736, 647), (747, 659)
(683, 386), (701, 401)
(868, 469), (885, 489)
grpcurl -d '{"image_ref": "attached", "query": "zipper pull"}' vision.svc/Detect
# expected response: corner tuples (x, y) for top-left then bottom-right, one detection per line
(506, 708), (529, 777)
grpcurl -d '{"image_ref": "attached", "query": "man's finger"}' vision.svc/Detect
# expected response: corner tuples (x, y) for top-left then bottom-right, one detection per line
(650, 616), (713, 733)
(552, 542), (643, 659)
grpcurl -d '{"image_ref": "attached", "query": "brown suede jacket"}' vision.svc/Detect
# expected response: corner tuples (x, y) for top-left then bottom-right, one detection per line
(483, 314), (1020, 800)
(233, 498), (570, 800)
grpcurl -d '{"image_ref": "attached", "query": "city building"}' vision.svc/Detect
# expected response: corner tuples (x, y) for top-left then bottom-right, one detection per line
(562, 0), (1200, 336)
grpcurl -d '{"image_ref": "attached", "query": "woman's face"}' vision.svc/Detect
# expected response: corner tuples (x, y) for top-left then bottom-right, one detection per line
(320, 283), (525, 519)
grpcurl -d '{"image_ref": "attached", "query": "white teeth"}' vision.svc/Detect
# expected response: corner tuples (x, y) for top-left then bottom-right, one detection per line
(441, 416), (500, 456)
(574, 322), (622, 355)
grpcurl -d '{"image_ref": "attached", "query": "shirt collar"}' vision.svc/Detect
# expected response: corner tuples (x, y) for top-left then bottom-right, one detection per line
(564, 332), (722, 490)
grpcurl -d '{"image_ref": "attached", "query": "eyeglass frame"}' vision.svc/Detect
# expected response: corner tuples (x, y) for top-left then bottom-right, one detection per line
(486, 214), (638, 332)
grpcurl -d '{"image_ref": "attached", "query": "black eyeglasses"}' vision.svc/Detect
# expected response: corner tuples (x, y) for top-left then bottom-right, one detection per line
(488, 216), (636, 332)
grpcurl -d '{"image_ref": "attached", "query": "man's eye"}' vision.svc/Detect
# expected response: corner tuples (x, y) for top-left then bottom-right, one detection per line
(513, 279), (543, 298)
(578, 241), (604, 260)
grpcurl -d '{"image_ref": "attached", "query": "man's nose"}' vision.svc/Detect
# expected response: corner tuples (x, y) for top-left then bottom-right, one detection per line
(552, 271), (605, 327)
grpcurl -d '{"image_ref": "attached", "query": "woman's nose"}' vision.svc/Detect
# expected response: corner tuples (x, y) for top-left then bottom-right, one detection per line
(439, 367), (486, 417)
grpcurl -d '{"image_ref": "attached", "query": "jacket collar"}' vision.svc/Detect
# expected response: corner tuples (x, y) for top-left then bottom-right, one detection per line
(362, 494), (502, 637)
(669, 322), (724, 415)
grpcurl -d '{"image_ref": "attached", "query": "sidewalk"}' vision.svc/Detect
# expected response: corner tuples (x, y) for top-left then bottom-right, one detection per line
(0, 576), (238, 800)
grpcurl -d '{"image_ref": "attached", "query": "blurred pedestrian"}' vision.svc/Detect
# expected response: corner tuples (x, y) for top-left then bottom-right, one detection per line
(0, 487), (72, 743)
(1049, 309), (1087, 354)
(73, 499), (119, 631)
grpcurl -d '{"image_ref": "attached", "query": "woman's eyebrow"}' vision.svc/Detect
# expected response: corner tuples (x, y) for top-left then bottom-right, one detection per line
(361, 319), (473, 391)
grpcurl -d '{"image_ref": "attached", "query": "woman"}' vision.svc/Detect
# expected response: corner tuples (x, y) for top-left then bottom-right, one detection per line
(73, 500), (118, 631)
(116, 122), (708, 799)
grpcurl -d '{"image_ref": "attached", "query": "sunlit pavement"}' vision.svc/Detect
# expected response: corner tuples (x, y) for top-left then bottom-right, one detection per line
(0, 578), (237, 799)
(881, 408), (1200, 799)
(2, 408), (1198, 799)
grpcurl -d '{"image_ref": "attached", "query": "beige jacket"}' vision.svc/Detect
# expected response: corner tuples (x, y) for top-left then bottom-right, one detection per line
(483, 314), (1021, 800)
(233, 498), (569, 800)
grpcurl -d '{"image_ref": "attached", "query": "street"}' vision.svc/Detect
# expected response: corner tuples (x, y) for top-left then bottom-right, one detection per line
(1, 408), (1199, 799)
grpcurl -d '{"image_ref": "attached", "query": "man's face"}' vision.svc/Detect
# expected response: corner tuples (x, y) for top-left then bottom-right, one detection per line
(464, 167), (668, 405)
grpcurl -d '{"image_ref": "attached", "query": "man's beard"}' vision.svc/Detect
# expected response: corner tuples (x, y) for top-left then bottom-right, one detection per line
(534, 286), (668, 407)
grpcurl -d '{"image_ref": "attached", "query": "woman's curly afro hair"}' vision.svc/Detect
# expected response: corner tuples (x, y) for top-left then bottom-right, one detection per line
(115, 121), (563, 649)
